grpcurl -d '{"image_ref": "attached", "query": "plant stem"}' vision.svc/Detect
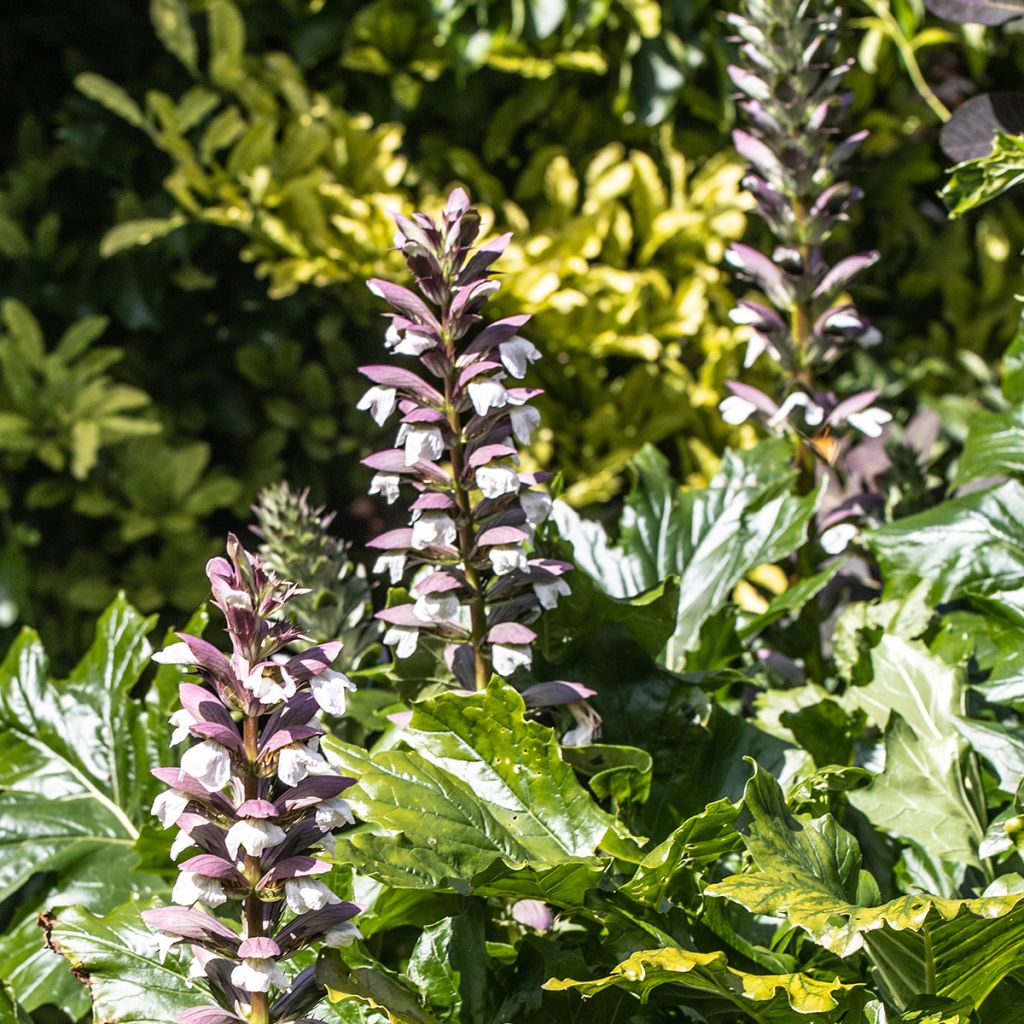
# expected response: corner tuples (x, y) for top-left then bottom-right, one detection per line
(243, 713), (270, 1024)
(442, 338), (491, 690)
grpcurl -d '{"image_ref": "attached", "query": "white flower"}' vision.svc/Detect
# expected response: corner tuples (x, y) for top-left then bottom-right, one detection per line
(169, 829), (194, 859)
(820, 523), (859, 555)
(414, 592), (461, 623)
(393, 329), (437, 356)
(492, 643), (532, 676)
(172, 871), (227, 908)
(847, 407), (892, 438)
(315, 797), (355, 831)
(325, 922), (363, 948)
(278, 743), (331, 786)
(533, 577), (571, 610)
(356, 386), (397, 426)
(243, 667), (291, 706)
(475, 461), (520, 499)
(225, 818), (287, 860)
(510, 405), (541, 444)
(489, 544), (528, 576)
(768, 392), (824, 429)
(168, 710), (193, 746)
(216, 586), (253, 612)
(152, 641), (195, 666)
(180, 740), (231, 793)
(402, 425), (444, 465)
(561, 702), (601, 747)
(520, 490), (552, 525)
(383, 625), (419, 659)
(468, 378), (509, 416)
(152, 789), (189, 829)
(285, 877), (341, 914)
(369, 473), (402, 504)
(231, 958), (288, 994)
(499, 336), (541, 378)
(744, 332), (770, 368)
(374, 552), (406, 584)
(411, 511), (457, 550)
(719, 395), (757, 425)
(310, 669), (357, 716)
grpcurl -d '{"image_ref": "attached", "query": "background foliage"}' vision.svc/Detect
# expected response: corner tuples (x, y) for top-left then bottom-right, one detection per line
(2, 0), (1024, 664)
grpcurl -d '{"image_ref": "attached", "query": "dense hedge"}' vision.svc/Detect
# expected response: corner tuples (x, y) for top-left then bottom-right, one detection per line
(2, 0), (1023, 665)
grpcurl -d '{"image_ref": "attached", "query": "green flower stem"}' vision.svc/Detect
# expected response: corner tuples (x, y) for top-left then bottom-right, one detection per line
(243, 712), (270, 1024)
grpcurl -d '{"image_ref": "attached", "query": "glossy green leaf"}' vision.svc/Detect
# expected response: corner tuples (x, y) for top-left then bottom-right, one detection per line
(954, 404), (1024, 487)
(0, 983), (31, 1024)
(942, 131), (1024, 218)
(324, 684), (614, 888)
(0, 598), (165, 1013)
(867, 480), (1024, 605)
(621, 442), (820, 666)
(544, 946), (861, 1019)
(706, 767), (1024, 1010)
(44, 900), (206, 1023)
(75, 73), (148, 129)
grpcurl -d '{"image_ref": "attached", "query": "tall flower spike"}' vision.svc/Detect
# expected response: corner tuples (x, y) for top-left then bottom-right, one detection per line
(145, 535), (361, 1024)
(721, 0), (889, 453)
(359, 189), (572, 691)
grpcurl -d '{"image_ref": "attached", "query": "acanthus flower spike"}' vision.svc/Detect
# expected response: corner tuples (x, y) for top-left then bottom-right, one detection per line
(145, 535), (360, 1024)
(359, 189), (575, 692)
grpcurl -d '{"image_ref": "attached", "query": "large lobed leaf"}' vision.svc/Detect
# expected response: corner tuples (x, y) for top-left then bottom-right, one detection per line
(620, 442), (820, 667)
(0, 597), (166, 1014)
(324, 683), (615, 890)
(544, 946), (860, 1020)
(44, 899), (206, 1024)
(706, 767), (1024, 1010)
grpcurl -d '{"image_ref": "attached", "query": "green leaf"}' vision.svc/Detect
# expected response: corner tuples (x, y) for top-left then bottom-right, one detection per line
(942, 131), (1024, 218)
(324, 683), (614, 888)
(536, 571), (680, 661)
(150, 0), (197, 71)
(1002, 308), (1024, 403)
(0, 598), (164, 1014)
(867, 480), (1024, 605)
(0, 983), (31, 1024)
(621, 442), (820, 665)
(954, 403), (1024, 488)
(620, 797), (742, 909)
(44, 900), (206, 1023)
(406, 918), (462, 1018)
(544, 946), (861, 1019)
(75, 73), (148, 130)
(208, 0), (246, 86)
(706, 767), (1024, 1010)
(99, 216), (187, 258)
(319, 948), (441, 1024)
(1, 299), (44, 366)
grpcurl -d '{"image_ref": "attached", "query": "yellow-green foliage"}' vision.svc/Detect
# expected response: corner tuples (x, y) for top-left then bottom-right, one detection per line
(77, 0), (749, 503)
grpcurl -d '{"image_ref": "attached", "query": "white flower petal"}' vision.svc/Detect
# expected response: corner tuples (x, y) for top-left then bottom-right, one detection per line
(411, 511), (457, 550)
(492, 643), (532, 677)
(383, 625), (419, 659)
(225, 818), (287, 860)
(499, 336), (541, 379)
(356, 386), (398, 426)
(230, 958), (288, 994)
(475, 462), (520, 499)
(179, 740), (231, 793)
(468, 379), (509, 416)
(277, 743), (331, 787)
(510, 405), (541, 444)
(172, 871), (227, 908)
(373, 552), (407, 584)
(488, 544), (528, 576)
(520, 490), (552, 525)
(152, 789), (190, 829)
(152, 642), (195, 666)
(325, 922), (363, 948)
(369, 473), (402, 504)
(532, 577), (571, 610)
(284, 877), (341, 914)
(403, 426), (444, 465)
(310, 669), (357, 717)
(414, 592), (461, 623)
(719, 395), (757, 425)
(316, 797), (355, 831)
(820, 523), (859, 555)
